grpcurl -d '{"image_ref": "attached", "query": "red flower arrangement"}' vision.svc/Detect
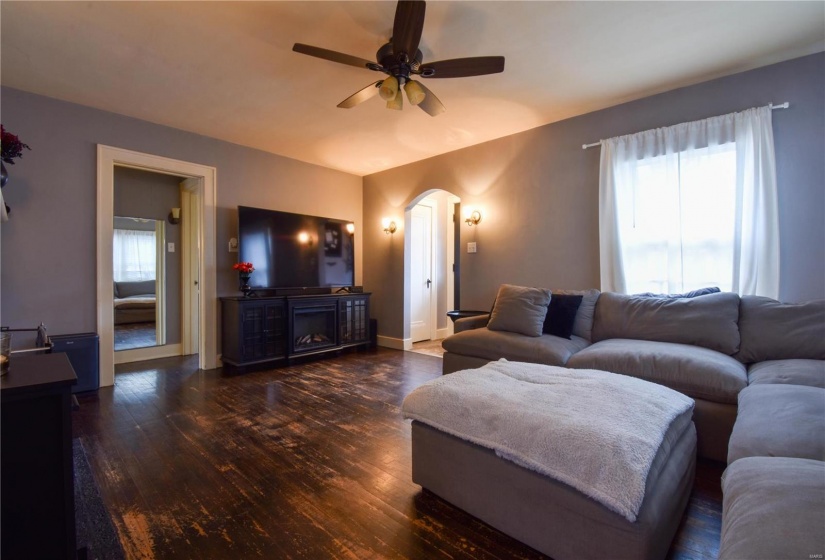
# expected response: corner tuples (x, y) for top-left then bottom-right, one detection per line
(233, 262), (255, 274)
(1, 125), (31, 165)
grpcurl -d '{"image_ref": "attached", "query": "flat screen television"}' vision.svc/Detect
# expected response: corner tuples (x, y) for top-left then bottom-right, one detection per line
(238, 206), (355, 290)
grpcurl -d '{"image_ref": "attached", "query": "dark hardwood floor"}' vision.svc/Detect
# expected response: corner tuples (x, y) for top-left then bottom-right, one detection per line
(73, 349), (723, 560)
(114, 322), (157, 351)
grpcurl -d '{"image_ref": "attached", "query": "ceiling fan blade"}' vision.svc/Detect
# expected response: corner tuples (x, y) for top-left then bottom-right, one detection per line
(414, 81), (445, 117)
(337, 81), (383, 108)
(420, 56), (505, 78)
(392, 1), (426, 59)
(293, 43), (375, 70)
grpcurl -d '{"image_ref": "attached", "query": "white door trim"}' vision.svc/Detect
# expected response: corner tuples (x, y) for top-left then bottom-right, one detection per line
(446, 195), (460, 338)
(115, 343), (183, 365)
(180, 179), (201, 356)
(97, 145), (217, 387)
(154, 220), (167, 347)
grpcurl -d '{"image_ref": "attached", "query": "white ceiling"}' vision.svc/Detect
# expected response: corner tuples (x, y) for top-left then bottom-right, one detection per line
(2, 1), (823, 176)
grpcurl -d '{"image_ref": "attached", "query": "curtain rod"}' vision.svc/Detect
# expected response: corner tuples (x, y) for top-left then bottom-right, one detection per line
(581, 102), (790, 150)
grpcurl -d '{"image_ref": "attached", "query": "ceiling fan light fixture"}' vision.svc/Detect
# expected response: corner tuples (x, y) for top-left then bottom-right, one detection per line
(379, 75), (399, 100)
(387, 88), (403, 110)
(404, 80), (426, 106)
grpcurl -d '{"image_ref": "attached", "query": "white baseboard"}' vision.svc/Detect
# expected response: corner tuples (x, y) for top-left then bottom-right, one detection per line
(377, 335), (413, 351)
(435, 327), (452, 340)
(114, 343), (183, 365)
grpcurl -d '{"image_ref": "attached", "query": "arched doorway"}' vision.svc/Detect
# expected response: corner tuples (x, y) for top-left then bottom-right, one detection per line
(404, 189), (461, 347)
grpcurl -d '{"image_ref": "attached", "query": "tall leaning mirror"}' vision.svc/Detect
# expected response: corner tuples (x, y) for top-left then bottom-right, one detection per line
(113, 216), (166, 351)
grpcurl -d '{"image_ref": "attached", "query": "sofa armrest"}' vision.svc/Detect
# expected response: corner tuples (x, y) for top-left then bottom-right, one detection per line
(455, 313), (490, 333)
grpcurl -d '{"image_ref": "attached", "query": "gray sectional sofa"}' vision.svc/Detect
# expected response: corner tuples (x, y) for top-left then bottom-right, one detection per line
(113, 280), (157, 325)
(718, 297), (825, 559)
(441, 287), (825, 557)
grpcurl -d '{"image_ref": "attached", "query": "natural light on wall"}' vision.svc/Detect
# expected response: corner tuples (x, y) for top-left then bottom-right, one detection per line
(618, 144), (737, 294)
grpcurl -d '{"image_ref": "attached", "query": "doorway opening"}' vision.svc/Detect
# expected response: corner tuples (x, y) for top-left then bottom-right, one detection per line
(404, 189), (461, 353)
(97, 146), (217, 387)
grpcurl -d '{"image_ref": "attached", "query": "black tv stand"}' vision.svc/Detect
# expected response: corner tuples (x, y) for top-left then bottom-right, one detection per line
(252, 287), (333, 297)
(220, 292), (371, 369)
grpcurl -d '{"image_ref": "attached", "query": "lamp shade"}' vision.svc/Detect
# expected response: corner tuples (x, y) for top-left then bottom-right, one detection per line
(387, 88), (403, 110)
(404, 80), (426, 106)
(379, 76), (399, 101)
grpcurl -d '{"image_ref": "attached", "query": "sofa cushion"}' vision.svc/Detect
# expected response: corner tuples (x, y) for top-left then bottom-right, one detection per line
(748, 359), (825, 389)
(566, 339), (747, 404)
(592, 291), (740, 355)
(550, 289), (600, 341)
(116, 280), (156, 298)
(442, 328), (590, 367)
(634, 287), (721, 299)
(728, 384), (825, 463)
(487, 284), (551, 337)
(719, 457), (825, 560)
(736, 296), (825, 363)
(542, 294), (583, 339)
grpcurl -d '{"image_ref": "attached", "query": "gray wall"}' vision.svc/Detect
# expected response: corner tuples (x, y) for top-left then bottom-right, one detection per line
(113, 167), (183, 344)
(363, 53), (825, 340)
(0, 87), (362, 349)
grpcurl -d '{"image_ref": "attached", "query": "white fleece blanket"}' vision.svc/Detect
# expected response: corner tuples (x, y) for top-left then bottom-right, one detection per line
(402, 360), (694, 522)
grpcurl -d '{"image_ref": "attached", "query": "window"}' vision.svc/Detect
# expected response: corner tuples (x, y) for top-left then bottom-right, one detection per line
(113, 228), (156, 282)
(617, 143), (737, 294)
(599, 106), (779, 298)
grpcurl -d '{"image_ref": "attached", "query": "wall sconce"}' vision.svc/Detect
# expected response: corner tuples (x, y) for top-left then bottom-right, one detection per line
(464, 209), (482, 226)
(297, 231), (311, 244)
(168, 207), (181, 225)
(382, 218), (397, 235)
(345, 223), (355, 235)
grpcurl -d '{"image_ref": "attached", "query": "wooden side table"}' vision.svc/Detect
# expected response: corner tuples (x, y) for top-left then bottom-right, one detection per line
(1, 353), (77, 559)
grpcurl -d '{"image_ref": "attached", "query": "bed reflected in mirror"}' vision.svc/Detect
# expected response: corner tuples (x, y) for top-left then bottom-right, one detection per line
(113, 216), (166, 351)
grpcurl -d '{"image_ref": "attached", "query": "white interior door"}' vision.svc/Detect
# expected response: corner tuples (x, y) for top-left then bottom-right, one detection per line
(180, 180), (200, 356)
(410, 202), (433, 343)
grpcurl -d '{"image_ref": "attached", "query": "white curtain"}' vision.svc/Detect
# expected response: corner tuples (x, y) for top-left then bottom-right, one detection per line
(599, 106), (779, 298)
(113, 228), (156, 282)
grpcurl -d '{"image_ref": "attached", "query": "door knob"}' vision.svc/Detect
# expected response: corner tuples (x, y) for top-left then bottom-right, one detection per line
(426, 279), (432, 288)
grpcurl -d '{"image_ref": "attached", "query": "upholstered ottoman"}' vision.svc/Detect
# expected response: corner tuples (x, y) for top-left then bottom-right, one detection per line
(403, 361), (697, 560)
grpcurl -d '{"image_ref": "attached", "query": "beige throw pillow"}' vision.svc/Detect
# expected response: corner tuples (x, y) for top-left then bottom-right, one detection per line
(487, 284), (551, 337)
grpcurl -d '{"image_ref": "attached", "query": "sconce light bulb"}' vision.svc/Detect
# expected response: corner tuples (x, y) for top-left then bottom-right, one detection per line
(465, 209), (482, 226)
(297, 231), (310, 244)
(382, 218), (397, 235)
(346, 223), (355, 235)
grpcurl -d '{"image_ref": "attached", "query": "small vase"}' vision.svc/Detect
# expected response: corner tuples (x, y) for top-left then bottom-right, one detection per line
(1, 162), (9, 216)
(239, 273), (252, 297)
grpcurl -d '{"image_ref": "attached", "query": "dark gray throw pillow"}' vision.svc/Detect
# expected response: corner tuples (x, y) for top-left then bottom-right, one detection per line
(487, 284), (551, 337)
(543, 294), (584, 339)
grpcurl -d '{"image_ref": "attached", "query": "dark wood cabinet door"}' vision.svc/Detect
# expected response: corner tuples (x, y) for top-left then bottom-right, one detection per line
(240, 301), (286, 361)
(263, 302), (286, 358)
(339, 296), (369, 345)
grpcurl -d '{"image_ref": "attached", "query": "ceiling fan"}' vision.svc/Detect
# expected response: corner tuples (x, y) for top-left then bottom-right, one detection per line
(292, 0), (505, 116)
